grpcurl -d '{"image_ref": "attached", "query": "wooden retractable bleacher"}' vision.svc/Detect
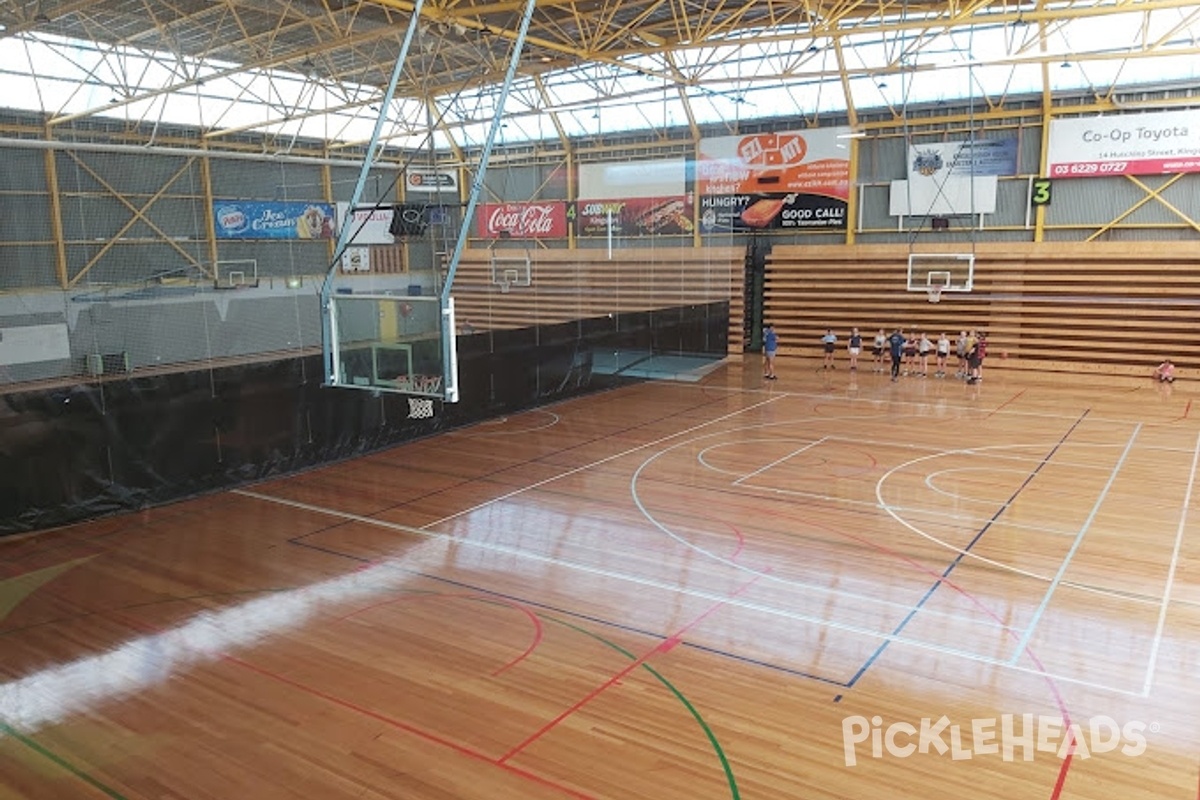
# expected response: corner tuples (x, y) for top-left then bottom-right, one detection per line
(759, 242), (1200, 377)
(452, 246), (743, 331)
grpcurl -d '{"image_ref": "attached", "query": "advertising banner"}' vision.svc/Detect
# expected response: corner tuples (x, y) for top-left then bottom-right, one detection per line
(1047, 109), (1200, 177)
(572, 196), (694, 237)
(908, 139), (1018, 179)
(404, 169), (459, 193)
(213, 200), (336, 239)
(478, 201), (568, 238)
(697, 129), (850, 232)
(337, 203), (395, 245)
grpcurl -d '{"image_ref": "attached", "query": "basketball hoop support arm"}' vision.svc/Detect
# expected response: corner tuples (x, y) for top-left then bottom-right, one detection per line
(436, 0), (537, 401)
(439, 0), (537, 304)
(318, 0), (426, 386)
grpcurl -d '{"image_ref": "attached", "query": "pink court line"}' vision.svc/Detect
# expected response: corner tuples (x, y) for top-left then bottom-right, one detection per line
(752, 507), (1078, 800)
(497, 573), (765, 765)
(986, 388), (1027, 419)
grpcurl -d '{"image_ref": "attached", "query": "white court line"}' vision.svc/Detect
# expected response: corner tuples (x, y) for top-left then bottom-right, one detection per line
(872, 438), (1183, 608)
(685, 382), (1198, 436)
(232, 488), (1142, 696)
(449, 410), (561, 436)
(426, 404), (1021, 628)
(732, 437), (827, 486)
(422, 393), (789, 528)
(1006, 423), (1143, 665)
(741, 481), (1081, 537)
(1141, 429), (1200, 696)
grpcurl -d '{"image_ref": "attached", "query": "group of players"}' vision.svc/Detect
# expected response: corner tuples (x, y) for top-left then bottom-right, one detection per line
(762, 324), (1179, 386)
(839, 328), (987, 384)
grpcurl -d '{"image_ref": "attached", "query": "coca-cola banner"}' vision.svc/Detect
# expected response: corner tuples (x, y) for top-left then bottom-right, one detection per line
(572, 195), (695, 237)
(478, 201), (567, 238)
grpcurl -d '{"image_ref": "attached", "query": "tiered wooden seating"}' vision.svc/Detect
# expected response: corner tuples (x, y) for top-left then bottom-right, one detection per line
(452, 246), (742, 330)
(762, 242), (1200, 377)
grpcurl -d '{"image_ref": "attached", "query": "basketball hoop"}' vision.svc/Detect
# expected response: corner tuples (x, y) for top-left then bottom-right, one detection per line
(927, 286), (942, 304)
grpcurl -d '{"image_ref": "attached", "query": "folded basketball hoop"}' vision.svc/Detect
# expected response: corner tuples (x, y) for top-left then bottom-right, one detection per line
(927, 286), (942, 303)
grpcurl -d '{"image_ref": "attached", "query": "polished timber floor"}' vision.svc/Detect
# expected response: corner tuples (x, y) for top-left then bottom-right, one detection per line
(3, 359), (1200, 800)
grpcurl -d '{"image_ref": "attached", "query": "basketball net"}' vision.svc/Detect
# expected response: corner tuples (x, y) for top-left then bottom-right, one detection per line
(927, 286), (942, 304)
(407, 398), (435, 419)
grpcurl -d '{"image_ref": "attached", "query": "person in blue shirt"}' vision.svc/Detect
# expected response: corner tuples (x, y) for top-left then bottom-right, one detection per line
(887, 328), (906, 382)
(763, 323), (778, 380)
(821, 328), (838, 369)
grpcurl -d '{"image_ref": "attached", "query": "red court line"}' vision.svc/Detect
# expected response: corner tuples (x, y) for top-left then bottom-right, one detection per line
(228, 655), (594, 800)
(761, 509), (1078, 800)
(986, 388), (1027, 419)
(497, 573), (764, 764)
(106, 609), (589, 799)
(338, 591), (544, 676)
(726, 522), (746, 562)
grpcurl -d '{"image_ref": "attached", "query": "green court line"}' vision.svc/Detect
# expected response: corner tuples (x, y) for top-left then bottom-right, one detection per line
(543, 616), (740, 800)
(0, 722), (130, 800)
(387, 590), (740, 800)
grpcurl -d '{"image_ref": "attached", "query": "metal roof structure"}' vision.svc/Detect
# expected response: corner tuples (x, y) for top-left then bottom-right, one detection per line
(2, 1), (1199, 154)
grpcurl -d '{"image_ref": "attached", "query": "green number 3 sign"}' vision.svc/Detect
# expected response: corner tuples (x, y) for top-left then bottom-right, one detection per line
(1031, 178), (1052, 206)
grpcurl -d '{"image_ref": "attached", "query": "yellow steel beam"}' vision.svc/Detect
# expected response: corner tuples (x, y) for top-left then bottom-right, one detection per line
(42, 130), (68, 289)
(533, 74), (570, 158)
(1034, 0), (1051, 243)
(65, 155), (207, 287)
(1084, 172), (1187, 242)
(199, 147), (219, 272)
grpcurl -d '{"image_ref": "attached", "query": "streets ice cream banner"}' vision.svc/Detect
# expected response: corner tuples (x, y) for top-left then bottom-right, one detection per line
(572, 196), (694, 237)
(214, 200), (336, 239)
(698, 130), (850, 232)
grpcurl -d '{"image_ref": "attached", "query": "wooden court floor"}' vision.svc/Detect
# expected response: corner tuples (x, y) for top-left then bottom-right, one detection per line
(3, 358), (1200, 799)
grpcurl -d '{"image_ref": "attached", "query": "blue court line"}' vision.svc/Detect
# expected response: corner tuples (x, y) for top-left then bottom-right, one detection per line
(837, 409), (1091, 699)
(285, 536), (847, 687)
(1006, 421), (1142, 665)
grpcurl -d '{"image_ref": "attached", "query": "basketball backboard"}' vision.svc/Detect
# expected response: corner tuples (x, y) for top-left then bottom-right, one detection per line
(906, 253), (974, 295)
(327, 293), (459, 403)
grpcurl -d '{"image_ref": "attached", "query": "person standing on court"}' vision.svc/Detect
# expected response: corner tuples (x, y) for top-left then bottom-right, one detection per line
(821, 328), (838, 369)
(872, 328), (886, 372)
(763, 322), (778, 380)
(848, 327), (863, 371)
(887, 327), (906, 382)
(935, 332), (951, 378)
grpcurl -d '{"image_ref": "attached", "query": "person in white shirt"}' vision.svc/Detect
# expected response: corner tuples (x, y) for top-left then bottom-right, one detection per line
(917, 332), (932, 377)
(935, 332), (951, 378)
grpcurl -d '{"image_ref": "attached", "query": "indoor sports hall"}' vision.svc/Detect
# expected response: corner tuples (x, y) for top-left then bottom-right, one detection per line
(3, 2), (1200, 799)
